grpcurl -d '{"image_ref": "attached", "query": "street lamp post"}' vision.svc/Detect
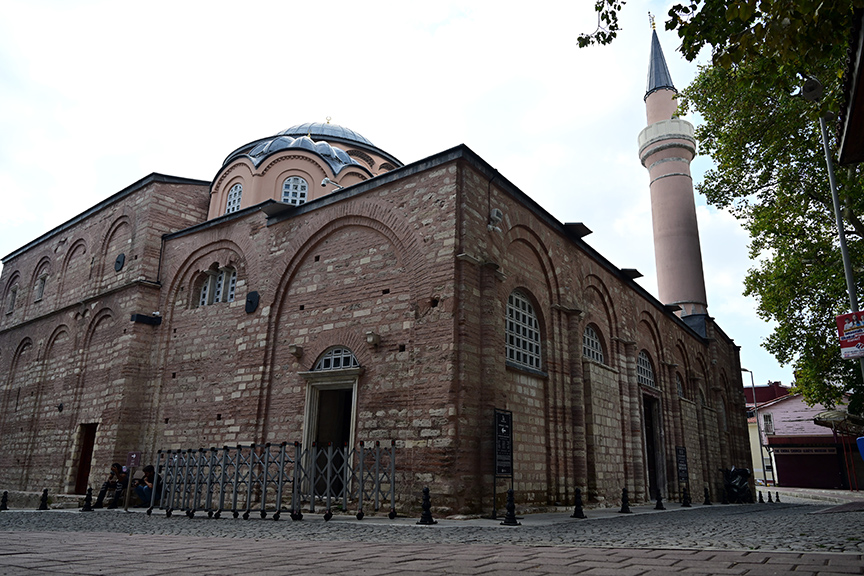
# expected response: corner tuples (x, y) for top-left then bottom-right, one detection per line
(742, 367), (770, 486)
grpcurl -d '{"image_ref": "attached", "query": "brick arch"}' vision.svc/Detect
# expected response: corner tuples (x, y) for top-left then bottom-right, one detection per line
(162, 239), (249, 313)
(637, 312), (666, 376)
(505, 224), (562, 305)
(57, 238), (89, 306)
(267, 202), (426, 319)
(300, 330), (372, 372)
(674, 341), (693, 397)
(3, 337), (34, 390)
(29, 255), (52, 293)
(97, 215), (132, 287)
(584, 274), (620, 344)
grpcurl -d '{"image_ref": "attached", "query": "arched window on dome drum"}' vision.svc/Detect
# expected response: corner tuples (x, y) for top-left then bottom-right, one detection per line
(582, 324), (604, 364)
(225, 183), (242, 214)
(282, 176), (308, 206)
(313, 347), (359, 371)
(637, 350), (657, 388)
(506, 290), (541, 370)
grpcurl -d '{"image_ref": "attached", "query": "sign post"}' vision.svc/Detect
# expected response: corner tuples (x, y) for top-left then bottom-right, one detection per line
(123, 451), (141, 512)
(492, 409), (513, 519)
(675, 446), (689, 499)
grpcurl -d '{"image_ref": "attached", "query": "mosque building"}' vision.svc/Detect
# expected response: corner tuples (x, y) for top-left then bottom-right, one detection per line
(0, 33), (750, 512)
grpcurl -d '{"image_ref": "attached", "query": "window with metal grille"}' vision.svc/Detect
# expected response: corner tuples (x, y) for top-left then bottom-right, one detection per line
(676, 373), (684, 397)
(314, 347), (359, 371)
(637, 350), (657, 388)
(225, 183), (243, 214)
(763, 413), (774, 434)
(506, 291), (541, 370)
(582, 325), (604, 364)
(282, 176), (308, 206)
(198, 267), (237, 306)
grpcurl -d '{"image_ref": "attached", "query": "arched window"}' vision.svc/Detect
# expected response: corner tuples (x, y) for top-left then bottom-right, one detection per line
(198, 266), (237, 307)
(637, 350), (657, 388)
(282, 176), (308, 206)
(314, 347), (359, 371)
(506, 290), (541, 370)
(582, 324), (604, 364)
(676, 373), (684, 397)
(225, 183), (243, 214)
(5, 284), (18, 314)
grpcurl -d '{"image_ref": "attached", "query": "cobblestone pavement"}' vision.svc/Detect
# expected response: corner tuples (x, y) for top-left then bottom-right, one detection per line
(0, 502), (862, 575)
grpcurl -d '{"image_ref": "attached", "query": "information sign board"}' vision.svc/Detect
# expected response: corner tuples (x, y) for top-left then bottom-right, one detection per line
(675, 446), (688, 483)
(495, 409), (513, 477)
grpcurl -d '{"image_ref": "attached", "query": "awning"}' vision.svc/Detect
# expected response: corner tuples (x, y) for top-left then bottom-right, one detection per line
(813, 410), (864, 437)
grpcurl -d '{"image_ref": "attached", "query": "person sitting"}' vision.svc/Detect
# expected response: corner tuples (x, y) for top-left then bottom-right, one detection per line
(93, 463), (128, 509)
(133, 465), (161, 507)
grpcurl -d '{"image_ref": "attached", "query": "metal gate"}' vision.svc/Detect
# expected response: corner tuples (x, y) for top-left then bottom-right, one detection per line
(149, 441), (396, 520)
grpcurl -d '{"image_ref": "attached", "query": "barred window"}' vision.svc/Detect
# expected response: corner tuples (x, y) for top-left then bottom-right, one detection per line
(506, 291), (541, 370)
(226, 183), (243, 214)
(676, 373), (684, 397)
(582, 325), (604, 364)
(5, 285), (18, 314)
(198, 267), (237, 307)
(282, 176), (308, 206)
(314, 347), (359, 371)
(637, 350), (657, 388)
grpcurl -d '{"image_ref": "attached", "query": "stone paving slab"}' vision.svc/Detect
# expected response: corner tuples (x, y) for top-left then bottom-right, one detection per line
(0, 502), (862, 575)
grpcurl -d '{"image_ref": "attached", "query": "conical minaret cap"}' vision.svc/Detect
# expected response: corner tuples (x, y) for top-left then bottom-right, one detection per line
(645, 29), (676, 100)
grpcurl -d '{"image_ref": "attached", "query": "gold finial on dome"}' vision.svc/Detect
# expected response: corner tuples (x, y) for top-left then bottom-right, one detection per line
(649, 12), (655, 30)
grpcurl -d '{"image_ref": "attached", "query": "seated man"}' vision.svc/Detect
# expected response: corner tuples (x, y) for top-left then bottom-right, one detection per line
(93, 463), (128, 509)
(133, 465), (161, 507)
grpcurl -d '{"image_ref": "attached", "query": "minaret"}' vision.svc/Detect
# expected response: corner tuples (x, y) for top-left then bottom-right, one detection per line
(638, 27), (707, 318)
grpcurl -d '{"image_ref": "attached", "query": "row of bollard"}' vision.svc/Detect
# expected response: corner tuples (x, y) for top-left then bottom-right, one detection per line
(0, 485), (776, 518)
(758, 490), (781, 503)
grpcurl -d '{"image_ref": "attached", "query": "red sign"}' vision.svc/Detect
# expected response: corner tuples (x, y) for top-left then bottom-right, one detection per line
(837, 312), (864, 359)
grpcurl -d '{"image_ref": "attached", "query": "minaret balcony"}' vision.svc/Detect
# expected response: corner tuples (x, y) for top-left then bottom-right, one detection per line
(638, 118), (698, 165)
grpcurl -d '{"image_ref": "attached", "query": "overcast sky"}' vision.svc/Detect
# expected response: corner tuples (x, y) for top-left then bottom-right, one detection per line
(0, 0), (794, 387)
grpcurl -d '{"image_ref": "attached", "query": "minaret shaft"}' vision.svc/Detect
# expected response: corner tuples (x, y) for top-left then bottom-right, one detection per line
(640, 30), (708, 317)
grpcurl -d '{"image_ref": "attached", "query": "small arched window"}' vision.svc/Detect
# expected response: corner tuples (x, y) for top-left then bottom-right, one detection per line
(637, 350), (657, 388)
(314, 347), (359, 371)
(282, 176), (308, 206)
(676, 373), (684, 397)
(5, 284), (18, 314)
(225, 183), (243, 214)
(198, 267), (238, 307)
(506, 290), (541, 370)
(582, 325), (604, 364)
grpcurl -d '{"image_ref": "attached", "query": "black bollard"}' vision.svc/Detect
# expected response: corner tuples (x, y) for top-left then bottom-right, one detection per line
(767, 491), (773, 503)
(654, 494), (666, 510)
(0, 491), (8, 511)
(38, 489), (49, 511)
(775, 492), (781, 503)
(417, 487), (437, 525)
(501, 489), (521, 526)
(570, 488), (586, 519)
(758, 491), (764, 503)
(618, 488), (632, 513)
(703, 487), (712, 506)
(81, 487), (94, 512)
(681, 487), (692, 507)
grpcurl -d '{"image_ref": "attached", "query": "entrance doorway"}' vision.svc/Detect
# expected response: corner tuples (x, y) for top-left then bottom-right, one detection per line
(643, 396), (661, 500)
(74, 423), (98, 494)
(316, 389), (353, 447)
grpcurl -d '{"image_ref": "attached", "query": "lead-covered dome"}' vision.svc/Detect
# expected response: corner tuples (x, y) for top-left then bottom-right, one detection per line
(278, 122), (374, 147)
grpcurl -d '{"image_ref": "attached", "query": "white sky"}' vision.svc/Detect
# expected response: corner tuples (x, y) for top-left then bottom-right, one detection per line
(0, 0), (793, 387)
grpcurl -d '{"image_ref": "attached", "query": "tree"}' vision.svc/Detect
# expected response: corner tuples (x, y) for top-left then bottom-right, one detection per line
(581, 1), (864, 94)
(680, 56), (864, 413)
(581, 1), (864, 411)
